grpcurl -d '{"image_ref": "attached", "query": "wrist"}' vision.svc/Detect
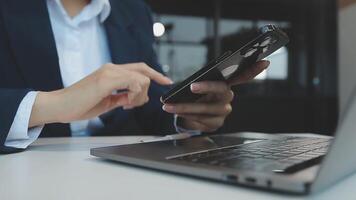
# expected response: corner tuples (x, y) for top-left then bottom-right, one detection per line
(29, 90), (63, 127)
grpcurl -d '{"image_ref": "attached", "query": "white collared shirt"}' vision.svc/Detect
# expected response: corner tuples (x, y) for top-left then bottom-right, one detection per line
(47, 0), (111, 135)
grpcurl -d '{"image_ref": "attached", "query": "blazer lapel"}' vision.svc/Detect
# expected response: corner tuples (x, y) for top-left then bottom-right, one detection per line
(104, 0), (139, 64)
(1, 0), (64, 91)
(98, 0), (141, 130)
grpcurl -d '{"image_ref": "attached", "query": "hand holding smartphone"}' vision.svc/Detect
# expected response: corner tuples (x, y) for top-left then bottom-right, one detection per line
(160, 24), (289, 104)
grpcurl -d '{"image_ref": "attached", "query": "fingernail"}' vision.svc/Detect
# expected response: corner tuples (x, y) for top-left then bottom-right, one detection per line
(166, 78), (174, 84)
(162, 105), (174, 112)
(264, 60), (270, 68)
(190, 83), (201, 92)
(162, 76), (173, 84)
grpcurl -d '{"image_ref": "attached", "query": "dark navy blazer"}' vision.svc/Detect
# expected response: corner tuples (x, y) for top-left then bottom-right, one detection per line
(0, 0), (176, 154)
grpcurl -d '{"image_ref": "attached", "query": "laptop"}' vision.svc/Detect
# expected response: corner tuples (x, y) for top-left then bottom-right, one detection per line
(90, 87), (356, 194)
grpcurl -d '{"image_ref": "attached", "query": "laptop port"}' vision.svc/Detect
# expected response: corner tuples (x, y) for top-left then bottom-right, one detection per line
(225, 174), (238, 182)
(245, 177), (256, 184)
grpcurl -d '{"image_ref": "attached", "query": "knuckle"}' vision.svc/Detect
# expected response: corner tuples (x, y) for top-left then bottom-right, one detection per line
(224, 104), (232, 114)
(138, 62), (146, 67)
(129, 81), (141, 93)
(136, 62), (146, 69)
(138, 96), (149, 106)
(143, 76), (151, 85)
(137, 75), (150, 88)
(134, 82), (143, 91)
(137, 100), (145, 107)
(228, 90), (234, 101)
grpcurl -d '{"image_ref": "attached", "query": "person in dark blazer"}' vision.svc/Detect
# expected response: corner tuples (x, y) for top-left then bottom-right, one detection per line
(0, 0), (269, 154)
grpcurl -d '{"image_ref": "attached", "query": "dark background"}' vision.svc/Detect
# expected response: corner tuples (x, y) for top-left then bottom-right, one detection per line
(145, 0), (338, 135)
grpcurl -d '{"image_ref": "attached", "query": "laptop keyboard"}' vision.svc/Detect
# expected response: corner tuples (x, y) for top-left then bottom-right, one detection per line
(168, 137), (332, 173)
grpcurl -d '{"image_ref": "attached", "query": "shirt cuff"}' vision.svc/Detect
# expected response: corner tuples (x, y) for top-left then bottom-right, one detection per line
(5, 91), (44, 149)
(174, 115), (201, 136)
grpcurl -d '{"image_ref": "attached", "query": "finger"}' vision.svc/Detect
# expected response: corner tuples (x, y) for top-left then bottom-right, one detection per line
(179, 114), (225, 131)
(126, 81), (142, 105)
(190, 81), (230, 94)
(125, 75), (150, 109)
(124, 91), (149, 109)
(220, 90), (235, 103)
(229, 60), (269, 85)
(130, 73), (148, 100)
(104, 93), (131, 111)
(111, 93), (130, 106)
(163, 103), (232, 115)
(198, 90), (234, 104)
(126, 63), (173, 85)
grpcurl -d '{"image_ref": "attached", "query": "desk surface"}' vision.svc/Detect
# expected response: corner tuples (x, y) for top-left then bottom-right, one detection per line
(1, 136), (356, 200)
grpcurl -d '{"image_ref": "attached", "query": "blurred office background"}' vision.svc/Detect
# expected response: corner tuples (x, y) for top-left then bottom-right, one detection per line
(339, 0), (356, 120)
(145, 0), (338, 135)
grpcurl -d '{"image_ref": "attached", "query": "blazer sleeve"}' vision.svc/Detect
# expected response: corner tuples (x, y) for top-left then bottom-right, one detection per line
(132, 3), (176, 135)
(0, 89), (30, 154)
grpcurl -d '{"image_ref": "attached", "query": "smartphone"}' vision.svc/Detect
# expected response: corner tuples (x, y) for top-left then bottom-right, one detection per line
(160, 24), (289, 104)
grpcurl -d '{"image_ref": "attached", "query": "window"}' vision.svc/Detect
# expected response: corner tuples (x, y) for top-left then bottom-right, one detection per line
(153, 14), (290, 81)
(153, 15), (211, 81)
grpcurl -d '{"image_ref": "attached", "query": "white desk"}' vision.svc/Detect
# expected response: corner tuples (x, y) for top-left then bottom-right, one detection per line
(1, 136), (356, 200)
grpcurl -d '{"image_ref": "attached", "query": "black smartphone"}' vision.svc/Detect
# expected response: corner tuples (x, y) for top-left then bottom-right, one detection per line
(160, 24), (289, 104)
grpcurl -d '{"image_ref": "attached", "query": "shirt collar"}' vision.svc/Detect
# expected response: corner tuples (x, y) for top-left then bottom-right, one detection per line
(50, 0), (111, 25)
(91, 0), (111, 23)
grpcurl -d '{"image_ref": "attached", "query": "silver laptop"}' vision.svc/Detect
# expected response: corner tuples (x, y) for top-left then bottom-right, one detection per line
(90, 87), (356, 194)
